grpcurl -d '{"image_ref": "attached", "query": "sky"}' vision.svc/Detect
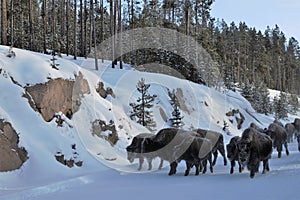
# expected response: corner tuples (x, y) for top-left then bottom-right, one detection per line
(211, 0), (300, 42)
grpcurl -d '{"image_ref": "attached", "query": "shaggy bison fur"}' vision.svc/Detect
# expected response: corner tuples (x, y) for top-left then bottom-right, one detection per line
(226, 136), (243, 174)
(285, 123), (296, 143)
(265, 123), (289, 158)
(238, 128), (273, 178)
(126, 133), (163, 171)
(194, 129), (227, 166)
(142, 128), (213, 176)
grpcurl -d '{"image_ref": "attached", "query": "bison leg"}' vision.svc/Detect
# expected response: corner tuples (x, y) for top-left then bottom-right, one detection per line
(218, 146), (228, 166)
(184, 162), (192, 176)
(202, 160), (208, 174)
(250, 169), (255, 178)
(262, 160), (268, 174)
(208, 154), (214, 173)
(158, 158), (164, 170)
(195, 162), (200, 176)
(138, 157), (144, 171)
(147, 158), (153, 170)
(230, 160), (235, 174)
(169, 162), (178, 176)
(212, 151), (218, 166)
(238, 162), (244, 173)
(284, 142), (289, 156)
(277, 145), (282, 158)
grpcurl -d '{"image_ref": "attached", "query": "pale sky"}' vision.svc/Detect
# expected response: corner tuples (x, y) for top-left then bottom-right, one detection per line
(211, 0), (300, 42)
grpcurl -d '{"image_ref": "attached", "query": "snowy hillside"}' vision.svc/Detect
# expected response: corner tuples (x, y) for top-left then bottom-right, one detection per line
(0, 45), (300, 200)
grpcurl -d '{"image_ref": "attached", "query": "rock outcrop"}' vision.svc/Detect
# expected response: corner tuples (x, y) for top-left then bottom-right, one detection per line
(24, 72), (90, 122)
(0, 119), (28, 172)
(226, 109), (245, 130)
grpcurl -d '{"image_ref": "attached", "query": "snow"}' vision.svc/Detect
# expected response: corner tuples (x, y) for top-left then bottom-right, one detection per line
(0, 45), (299, 199)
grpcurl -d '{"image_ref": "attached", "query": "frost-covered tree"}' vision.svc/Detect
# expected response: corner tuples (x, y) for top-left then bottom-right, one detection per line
(288, 94), (299, 115)
(168, 89), (184, 128)
(241, 80), (254, 103)
(50, 50), (59, 70)
(273, 92), (288, 119)
(253, 83), (271, 115)
(129, 78), (157, 130)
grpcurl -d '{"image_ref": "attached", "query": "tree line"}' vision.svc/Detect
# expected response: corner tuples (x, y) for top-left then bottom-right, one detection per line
(1, 0), (300, 95)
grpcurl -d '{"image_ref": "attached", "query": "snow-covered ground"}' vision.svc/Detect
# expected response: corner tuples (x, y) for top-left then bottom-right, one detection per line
(0, 45), (299, 200)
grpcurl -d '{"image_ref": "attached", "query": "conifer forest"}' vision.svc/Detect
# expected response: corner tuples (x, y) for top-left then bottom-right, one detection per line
(1, 0), (300, 96)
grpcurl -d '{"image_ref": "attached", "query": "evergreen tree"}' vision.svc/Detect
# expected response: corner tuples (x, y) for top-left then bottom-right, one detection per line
(50, 50), (60, 70)
(129, 78), (157, 130)
(168, 89), (184, 128)
(273, 92), (288, 119)
(241, 80), (254, 103)
(253, 82), (271, 115)
(288, 94), (299, 115)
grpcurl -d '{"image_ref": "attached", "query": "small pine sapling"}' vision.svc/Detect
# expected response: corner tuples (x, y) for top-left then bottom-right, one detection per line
(168, 89), (184, 128)
(129, 78), (157, 130)
(50, 50), (60, 70)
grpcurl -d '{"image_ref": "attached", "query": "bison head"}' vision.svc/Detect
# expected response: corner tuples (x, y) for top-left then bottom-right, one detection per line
(237, 139), (251, 167)
(126, 137), (141, 163)
(126, 151), (136, 163)
(226, 137), (239, 161)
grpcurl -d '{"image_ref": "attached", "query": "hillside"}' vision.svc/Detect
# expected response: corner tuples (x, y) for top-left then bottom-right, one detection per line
(0, 45), (299, 199)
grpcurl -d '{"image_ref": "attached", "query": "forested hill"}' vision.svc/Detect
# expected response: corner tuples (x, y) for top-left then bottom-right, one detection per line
(0, 0), (299, 94)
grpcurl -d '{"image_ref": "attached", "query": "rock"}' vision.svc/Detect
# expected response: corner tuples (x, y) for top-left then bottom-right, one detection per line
(0, 120), (28, 172)
(96, 82), (115, 99)
(24, 72), (90, 122)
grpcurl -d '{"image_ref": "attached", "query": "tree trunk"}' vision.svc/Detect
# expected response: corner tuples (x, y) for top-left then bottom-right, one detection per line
(29, 0), (34, 50)
(1, 0), (7, 45)
(185, 0), (190, 36)
(66, 0), (70, 56)
(80, 0), (84, 56)
(91, 0), (99, 70)
(60, 0), (66, 54)
(100, 0), (104, 63)
(9, 0), (13, 46)
(118, 0), (123, 69)
(51, 0), (56, 52)
(84, 0), (88, 58)
(74, 0), (77, 60)
(42, 0), (47, 53)
(110, 0), (115, 68)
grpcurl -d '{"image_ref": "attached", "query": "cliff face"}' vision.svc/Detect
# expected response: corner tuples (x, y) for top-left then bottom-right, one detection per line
(24, 72), (90, 122)
(0, 120), (28, 172)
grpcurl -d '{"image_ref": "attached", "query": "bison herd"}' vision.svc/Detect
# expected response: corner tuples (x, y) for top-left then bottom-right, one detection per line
(126, 118), (300, 178)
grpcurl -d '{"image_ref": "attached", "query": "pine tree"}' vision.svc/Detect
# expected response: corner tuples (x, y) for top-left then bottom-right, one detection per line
(241, 80), (254, 103)
(129, 78), (157, 130)
(50, 50), (60, 70)
(288, 94), (299, 115)
(168, 89), (184, 128)
(273, 92), (288, 119)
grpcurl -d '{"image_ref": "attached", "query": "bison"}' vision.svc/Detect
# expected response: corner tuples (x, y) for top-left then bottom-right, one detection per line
(237, 128), (273, 178)
(226, 136), (243, 174)
(194, 129), (227, 166)
(142, 128), (213, 176)
(126, 133), (163, 171)
(265, 123), (289, 158)
(285, 123), (296, 143)
(293, 118), (300, 151)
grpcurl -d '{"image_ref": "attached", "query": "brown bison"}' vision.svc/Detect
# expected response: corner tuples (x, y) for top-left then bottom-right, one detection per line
(126, 133), (163, 171)
(226, 136), (243, 174)
(142, 128), (213, 176)
(238, 128), (273, 178)
(285, 123), (296, 143)
(265, 123), (289, 158)
(293, 118), (300, 151)
(194, 129), (227, 166)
